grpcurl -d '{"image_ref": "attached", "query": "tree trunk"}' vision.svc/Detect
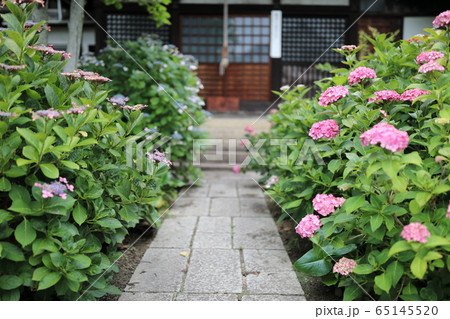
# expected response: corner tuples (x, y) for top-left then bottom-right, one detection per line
(64, 0), (86, 72)
(32, 1), (49, 44)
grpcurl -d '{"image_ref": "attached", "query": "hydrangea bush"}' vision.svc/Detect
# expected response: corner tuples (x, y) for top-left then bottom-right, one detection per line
(81, 36), (208, 183)
(0, 1), (174, 300)
(246, 11), (450, 300)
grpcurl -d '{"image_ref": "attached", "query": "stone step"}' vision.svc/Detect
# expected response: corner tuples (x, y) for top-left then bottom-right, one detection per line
(196, 138), (248, 152)
(196, 163), (237, 171)
(198, 149), (248, 165)
(200, 116), (271, 140)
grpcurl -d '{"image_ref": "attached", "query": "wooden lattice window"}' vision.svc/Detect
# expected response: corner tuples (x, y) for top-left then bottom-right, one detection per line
(181, 16), (270, 64)
(282, 17), (346, 63)
(106, 14), (170, 42)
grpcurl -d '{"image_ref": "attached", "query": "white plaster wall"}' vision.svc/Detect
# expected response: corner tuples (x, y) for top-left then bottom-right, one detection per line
(403, 17), (434, 39)
(180, 0), (272, 4)
(281, 0), (349, 5)
(181, 0), (348, 4)
(48, 25), (96, 54)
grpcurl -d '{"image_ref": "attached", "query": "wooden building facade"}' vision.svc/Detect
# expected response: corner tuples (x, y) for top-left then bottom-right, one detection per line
(41, 0), (449, 112)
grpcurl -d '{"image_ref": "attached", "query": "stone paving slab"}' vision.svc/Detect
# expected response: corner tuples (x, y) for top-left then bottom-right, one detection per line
(171, 197), (210, 216)
(241, 295), (306, 301)
(237, 183), (264, 198)
(180, 185), (210, 198)
(210, 198), (240, 217)
(192, 232), (232, 249)
(175, 293), (238, 301)
(150, 216), (197, 248)
(141, 248), (190, 268)
(240, 198), (270, 216)
(243, 249), (293, 272)
(197, 216), (231, 233)
(121, 168), (305, 301)
(184, 249), (242, 293)
(124, 259), (187, 293)
(209, 182), (238, 197)
(233, 217), (284, 249)
(246, 272), (305, 295)
(119, 292), (174, 301)
(203, 170), (261, 181)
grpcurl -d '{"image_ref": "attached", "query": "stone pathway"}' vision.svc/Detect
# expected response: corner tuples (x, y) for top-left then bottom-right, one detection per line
(119, 170), (305, 301)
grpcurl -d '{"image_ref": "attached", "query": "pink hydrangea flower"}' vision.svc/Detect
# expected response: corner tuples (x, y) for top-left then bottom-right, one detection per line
(107, 95), (129, 106)
(433, 10), (450, 29)
(30, 108), (61, 121)
(244, 125), (255, 136)
(146, 150), (172, 166)
(348, 67), (377, 85)
(333, 257), (357, 276)
(84, 75), (111, 83)
(0, 63), (26, 71)
(418, 60), (445, 73)
(232, 165), (241, 174)
(312, 194), (346, 216)
(61, 72), (82, 80)
(0, 111), (18, 118)
(2, 0), (45, 7)
(28, 44), (71, 60)
(369, 90), (401, 103)
(264, 175), (279, 188)
(121, 104), (148, 111)
(380, 110), (388, 118)
(360, 122), (409, 152)
(435, 156), (445, 163)
(295, 215), (322, 238)
(309, 119), (339, 140)
(269, 109), (277, 114)
(66, 103), (89, 114)
(416, 51), (445, 64)
(34, 177), (74, 199)
(336, 45), (359, 52)
(24, 21), (51, 32)
(400, 89), (431, 102)
(447, 201), (450, 218)
(400, 222), (431, 243)
(407, 34), (425, 43)
(318, 85), (349, 107)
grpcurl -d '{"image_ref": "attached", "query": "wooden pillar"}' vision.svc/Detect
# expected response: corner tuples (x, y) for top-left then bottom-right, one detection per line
(170, 0), (180, 46)
(32, 1), (49, 44)
(64, 0), (86, 71)
(270, 0), (282, 102)
(94, 0), (107, 55)
(347, 0), (360, 45)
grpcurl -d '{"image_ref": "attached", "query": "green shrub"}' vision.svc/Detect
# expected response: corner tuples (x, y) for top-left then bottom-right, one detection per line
(81, 36), (208, 183)
(0, 1), (172, 300)
(246, 15), (450, 300)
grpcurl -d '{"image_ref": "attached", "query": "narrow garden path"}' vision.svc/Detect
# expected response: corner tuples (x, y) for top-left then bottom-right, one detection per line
(119, 170), (306, 301)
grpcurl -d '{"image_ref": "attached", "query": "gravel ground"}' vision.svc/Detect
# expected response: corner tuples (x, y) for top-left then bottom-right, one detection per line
(101, 223), (157, 301)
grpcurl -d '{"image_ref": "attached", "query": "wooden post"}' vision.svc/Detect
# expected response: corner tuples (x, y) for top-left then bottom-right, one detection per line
(94, 0), (107, 55)
(170, 0), (180, 45)
(64, 0), (86, 72)
(32, 1), (49, 44)
(347, 0), (360, 45)
(270, 0), (282, 102)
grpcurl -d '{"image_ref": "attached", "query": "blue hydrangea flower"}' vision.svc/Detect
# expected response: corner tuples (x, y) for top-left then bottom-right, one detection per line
(171, 131), (182, 140)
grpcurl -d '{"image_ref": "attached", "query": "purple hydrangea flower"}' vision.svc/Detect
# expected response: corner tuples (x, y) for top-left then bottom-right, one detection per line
(34, 177), (74, 199)
(146, 150), (172, 166)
